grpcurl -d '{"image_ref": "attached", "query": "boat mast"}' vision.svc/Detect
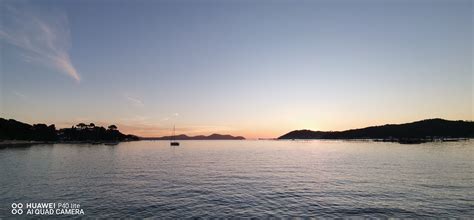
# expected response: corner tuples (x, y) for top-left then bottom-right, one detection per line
(171, 125), (175, 142)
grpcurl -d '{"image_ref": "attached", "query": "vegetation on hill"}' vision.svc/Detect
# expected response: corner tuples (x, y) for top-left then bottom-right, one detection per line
(0, 118), (139, 142)
(278, 119), (474, 141)
(0, 118), (57, 141)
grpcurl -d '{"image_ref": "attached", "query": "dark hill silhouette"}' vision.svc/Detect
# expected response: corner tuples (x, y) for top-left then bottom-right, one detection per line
(278, 119), (474, 142)
(0, 118), (138, 142)
(144, 133), (245, 140)
(0, 118), (57, 141)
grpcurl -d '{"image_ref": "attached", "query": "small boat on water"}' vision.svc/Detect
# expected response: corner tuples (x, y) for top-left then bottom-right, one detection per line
(170, 125), (180, 146)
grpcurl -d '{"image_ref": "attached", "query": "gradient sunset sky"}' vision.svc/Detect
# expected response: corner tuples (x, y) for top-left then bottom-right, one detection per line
(1, 0), (472, 138)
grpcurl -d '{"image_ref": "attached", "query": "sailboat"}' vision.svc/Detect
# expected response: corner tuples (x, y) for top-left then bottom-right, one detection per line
(170, 125), (180, 146)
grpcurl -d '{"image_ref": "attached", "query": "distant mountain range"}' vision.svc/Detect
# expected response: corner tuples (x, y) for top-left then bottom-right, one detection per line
(278, 119), (474, 141)
(143, 134), (245, 140)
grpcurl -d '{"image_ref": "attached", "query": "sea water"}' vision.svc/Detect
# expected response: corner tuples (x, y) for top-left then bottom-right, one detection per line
(0, 140), (473, 218)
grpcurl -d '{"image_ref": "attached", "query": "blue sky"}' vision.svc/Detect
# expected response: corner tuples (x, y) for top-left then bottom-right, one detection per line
(1, 0), (472, 138)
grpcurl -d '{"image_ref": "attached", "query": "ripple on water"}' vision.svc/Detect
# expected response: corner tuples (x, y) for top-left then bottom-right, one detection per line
(0, 140), (473, 218)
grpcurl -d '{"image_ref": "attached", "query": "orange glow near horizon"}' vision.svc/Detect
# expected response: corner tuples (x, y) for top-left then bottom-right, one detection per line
(2, 113), (474, 139)
(1, 113), (472, 139)
(85, 116), (474, 139)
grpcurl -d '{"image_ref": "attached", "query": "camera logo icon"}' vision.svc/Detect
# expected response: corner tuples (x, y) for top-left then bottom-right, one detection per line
(11, 203), (23, 215)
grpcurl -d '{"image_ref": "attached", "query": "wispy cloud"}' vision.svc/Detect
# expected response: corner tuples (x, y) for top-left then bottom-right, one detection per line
(12, 91), (27, 99)
(161, 112), (178, 121)
(125, 95), (145, 107)
(0, 3), (80, 82)
(176, 125), (233, 135)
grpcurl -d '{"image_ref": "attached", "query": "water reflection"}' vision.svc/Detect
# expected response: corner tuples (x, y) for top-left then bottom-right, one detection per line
(0, 140), (473, 218)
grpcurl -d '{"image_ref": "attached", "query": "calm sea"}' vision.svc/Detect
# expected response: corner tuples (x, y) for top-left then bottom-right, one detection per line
(0, 140), (473, 218)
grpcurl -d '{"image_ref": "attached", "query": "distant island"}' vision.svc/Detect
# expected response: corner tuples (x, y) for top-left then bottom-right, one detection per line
(279, 119), (474, 144)
(143, 134), (245, 140)
(0, 118), (139, 144)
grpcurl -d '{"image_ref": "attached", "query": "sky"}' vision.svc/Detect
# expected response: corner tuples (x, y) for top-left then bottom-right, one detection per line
(0, 0), (472, 138)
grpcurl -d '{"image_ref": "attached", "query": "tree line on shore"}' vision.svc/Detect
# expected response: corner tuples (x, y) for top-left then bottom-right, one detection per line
(0, 118), (139, 142)
(278, 118), (474, 143)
